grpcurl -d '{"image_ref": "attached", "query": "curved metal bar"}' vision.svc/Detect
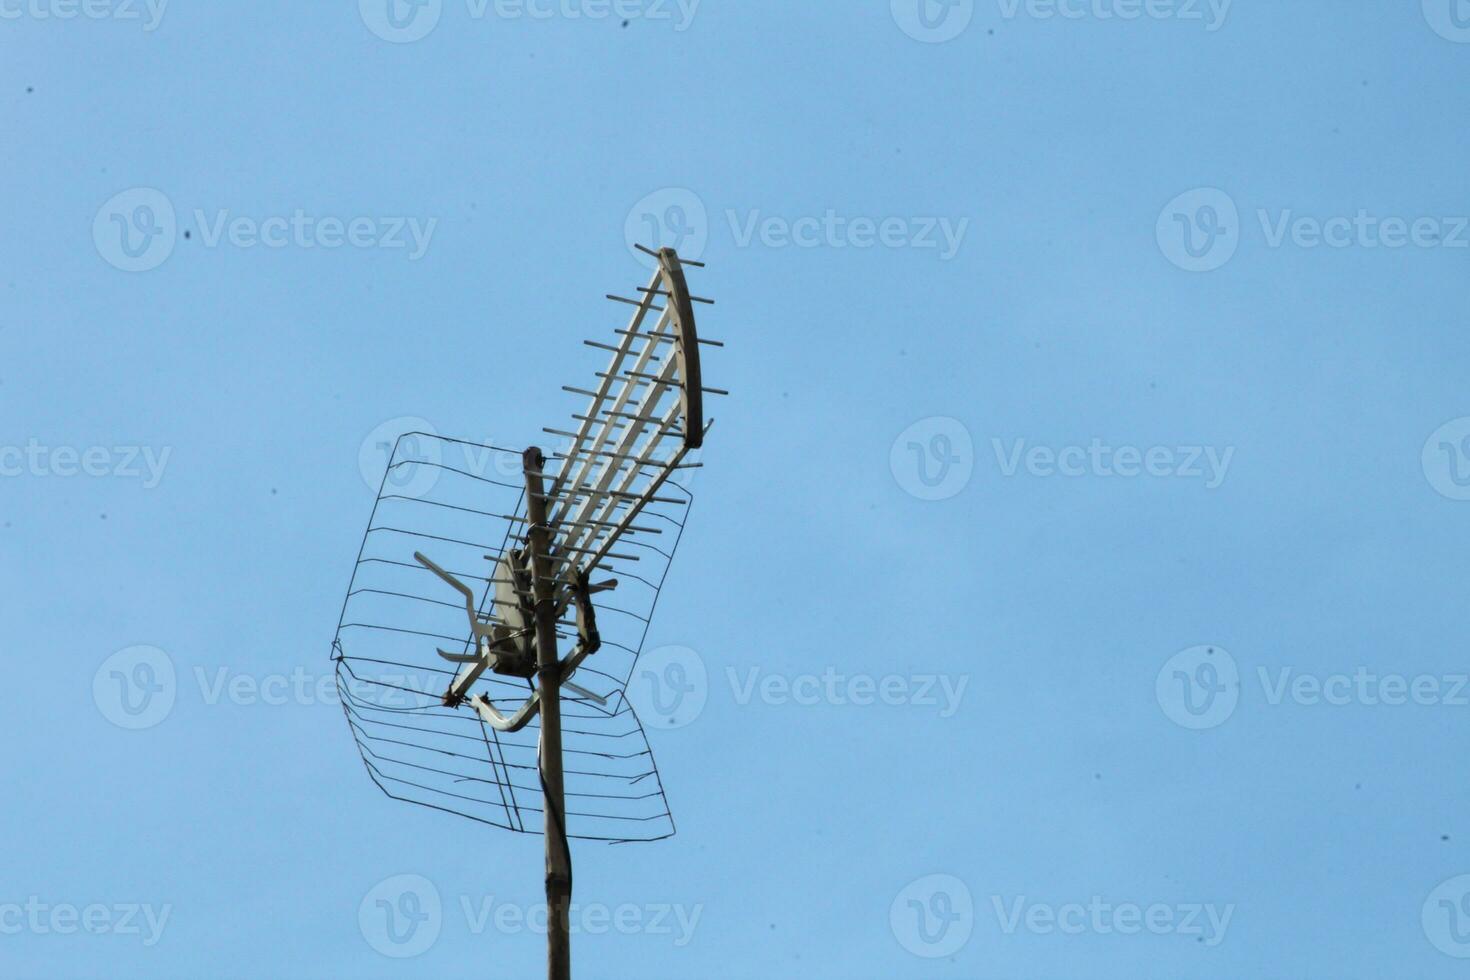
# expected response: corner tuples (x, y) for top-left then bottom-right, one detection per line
(657, 247), (704, 450)
(471, 690), (542, 733)
(414, 551), (497, 643)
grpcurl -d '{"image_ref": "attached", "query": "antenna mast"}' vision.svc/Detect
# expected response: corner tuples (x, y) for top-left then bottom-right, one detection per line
(523, 446), (574, 977)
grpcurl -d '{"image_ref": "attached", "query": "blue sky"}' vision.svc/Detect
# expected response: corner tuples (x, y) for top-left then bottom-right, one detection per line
(4, 1), (1470, 977)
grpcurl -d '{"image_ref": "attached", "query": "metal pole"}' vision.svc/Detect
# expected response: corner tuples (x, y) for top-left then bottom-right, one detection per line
(523, 447), (572, 980)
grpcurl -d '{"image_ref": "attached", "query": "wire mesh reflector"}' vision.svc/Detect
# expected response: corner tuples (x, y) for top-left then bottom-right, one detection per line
(332, 433), (691, 842)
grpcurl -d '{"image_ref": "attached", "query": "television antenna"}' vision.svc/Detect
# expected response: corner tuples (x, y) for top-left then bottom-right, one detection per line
(332, 246), (721, 979)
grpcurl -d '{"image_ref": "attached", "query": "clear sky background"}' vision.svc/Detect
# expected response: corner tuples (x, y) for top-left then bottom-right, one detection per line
(4, 1), (1470, 977)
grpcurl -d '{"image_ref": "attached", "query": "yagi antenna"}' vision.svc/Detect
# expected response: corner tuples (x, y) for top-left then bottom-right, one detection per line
(331, 246), (722, 979)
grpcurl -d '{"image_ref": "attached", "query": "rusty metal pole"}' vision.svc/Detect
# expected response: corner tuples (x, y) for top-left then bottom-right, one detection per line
(523, 446), (572, 980)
